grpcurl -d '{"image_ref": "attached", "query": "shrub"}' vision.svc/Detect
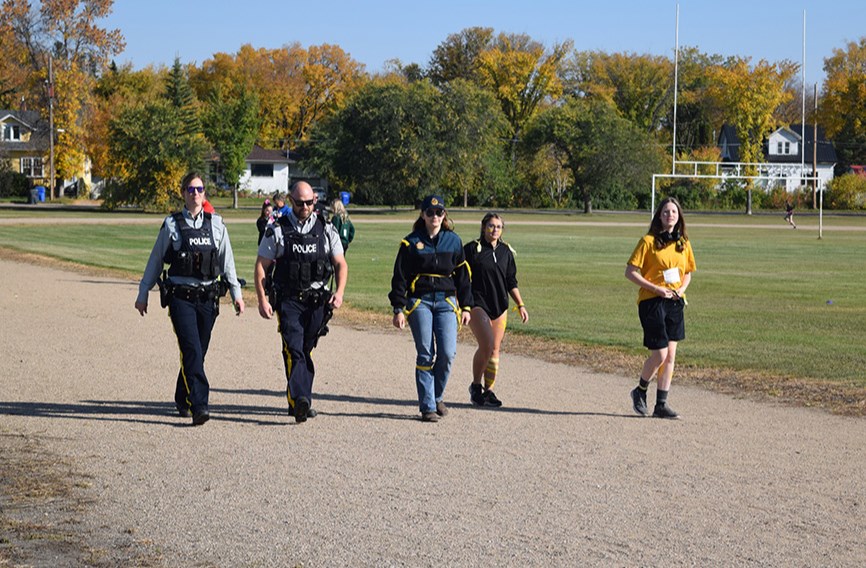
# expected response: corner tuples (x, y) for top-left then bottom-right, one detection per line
(826, 173), (866, 210)
(0, 166), (30, 198)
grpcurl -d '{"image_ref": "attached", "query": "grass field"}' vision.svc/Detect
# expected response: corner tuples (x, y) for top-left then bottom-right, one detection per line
(1, 208), (865, 388)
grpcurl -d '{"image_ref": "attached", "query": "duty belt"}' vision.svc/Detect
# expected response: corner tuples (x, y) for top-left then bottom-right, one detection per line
(171, 283), (218, 303)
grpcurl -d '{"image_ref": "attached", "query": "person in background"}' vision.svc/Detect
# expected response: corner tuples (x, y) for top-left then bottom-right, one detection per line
(784, 199), (797, 229)
(464, 213), (528, 408)
(625, 196), (696, 420)
(389, 195), (473, 422)
(257, 199), (274, 245)
(330, 199), (355, 252)
(272, 193), (290, 219)
(134, 171), (245, 426)
(254, 181), (348, 423)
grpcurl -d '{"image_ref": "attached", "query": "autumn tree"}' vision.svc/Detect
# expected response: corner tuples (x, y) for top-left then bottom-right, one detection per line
(523, 98), (666, 213)
(561, 50), (674, 134)
(818, 38), (866, 168)
(438, 79), (510, 207)
(86, 62), (162, 180)
(202, 85), (260, 207)
(0, 0), (124, 197)
(309, 79), (448, 206)
(477, 33), (571, 153)
(706, 58), (797, 167)
(427, 27), (494, 86)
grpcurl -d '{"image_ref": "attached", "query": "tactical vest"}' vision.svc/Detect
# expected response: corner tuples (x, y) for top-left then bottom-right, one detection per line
(164, 212), (219, 280)
(272, 215), (332, 294)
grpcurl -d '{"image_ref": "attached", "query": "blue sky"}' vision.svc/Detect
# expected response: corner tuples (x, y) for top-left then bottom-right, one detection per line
(104, 0), (864, 84)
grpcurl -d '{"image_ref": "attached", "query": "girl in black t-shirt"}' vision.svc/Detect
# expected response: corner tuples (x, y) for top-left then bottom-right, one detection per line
(464, 213), (528, 408)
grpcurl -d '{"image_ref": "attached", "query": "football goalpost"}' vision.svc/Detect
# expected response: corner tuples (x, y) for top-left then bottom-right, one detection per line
(651, 161), (825, 238)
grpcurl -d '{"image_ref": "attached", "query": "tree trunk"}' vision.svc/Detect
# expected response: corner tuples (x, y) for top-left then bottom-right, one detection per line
(583, 192), (592, 214)
(232, 187), (238, 209)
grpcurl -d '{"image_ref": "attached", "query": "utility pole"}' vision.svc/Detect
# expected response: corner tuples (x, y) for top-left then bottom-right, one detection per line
(48, 54), (56, 200)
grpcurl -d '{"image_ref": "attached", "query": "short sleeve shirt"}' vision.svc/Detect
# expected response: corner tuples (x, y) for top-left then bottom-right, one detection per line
(627, 235), (696, 304)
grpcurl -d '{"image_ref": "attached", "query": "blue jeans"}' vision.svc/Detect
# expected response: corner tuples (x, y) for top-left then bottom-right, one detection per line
(406, 292), (459, 413)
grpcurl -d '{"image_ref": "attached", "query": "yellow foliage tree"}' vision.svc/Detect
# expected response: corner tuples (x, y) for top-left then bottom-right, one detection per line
(477, 33), (571, 144)
(706, 58), (797, 175)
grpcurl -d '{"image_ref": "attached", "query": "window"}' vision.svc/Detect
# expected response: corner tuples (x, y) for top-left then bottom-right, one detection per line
(21, 157), (43, 177)
(784, 142), (790, 154)
(250, 163), (273, 177)
(3, 123), (21, 141)
(776, 142), (783, 154)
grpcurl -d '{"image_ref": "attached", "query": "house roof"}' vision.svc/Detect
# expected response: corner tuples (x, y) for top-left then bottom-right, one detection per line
(247, 144), (297, 164)
(717, 123), (837, 165)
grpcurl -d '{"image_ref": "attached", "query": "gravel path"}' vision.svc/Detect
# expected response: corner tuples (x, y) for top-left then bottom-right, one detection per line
(1, 258), (865, 567)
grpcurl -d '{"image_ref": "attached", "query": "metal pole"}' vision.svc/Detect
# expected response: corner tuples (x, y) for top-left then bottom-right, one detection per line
(48, 54), (55, 200)
(671, 3), (680, 174)
(801, 11), (806, 189)
(651, 174), (657, 219)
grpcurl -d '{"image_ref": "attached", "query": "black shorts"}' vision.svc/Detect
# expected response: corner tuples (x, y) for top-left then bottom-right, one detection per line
(638, 296), (686, 350)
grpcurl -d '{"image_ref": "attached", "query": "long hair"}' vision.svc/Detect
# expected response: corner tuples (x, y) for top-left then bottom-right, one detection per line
(331, 199), (349, 222)
(179, 171), (206, 195)
(260, 199), (272, 219)
(479, 212), (503, 240)
(649, 196), (688, 250)
(413, 210), (454, 233)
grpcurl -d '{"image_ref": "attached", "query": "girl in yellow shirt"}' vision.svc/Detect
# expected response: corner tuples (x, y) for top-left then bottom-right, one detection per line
(624, 197), (696, 419)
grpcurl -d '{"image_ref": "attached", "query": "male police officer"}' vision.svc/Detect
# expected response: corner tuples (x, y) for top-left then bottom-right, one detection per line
(135, 171), (245, 426)
(254, 181), (348, 423)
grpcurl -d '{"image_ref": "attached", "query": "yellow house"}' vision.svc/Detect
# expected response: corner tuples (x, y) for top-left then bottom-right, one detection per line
(1, 110), (48, 184)
(0, 109), (91, 196)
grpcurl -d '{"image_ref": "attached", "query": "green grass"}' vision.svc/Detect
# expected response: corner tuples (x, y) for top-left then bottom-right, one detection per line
(2, 209), (865, 385)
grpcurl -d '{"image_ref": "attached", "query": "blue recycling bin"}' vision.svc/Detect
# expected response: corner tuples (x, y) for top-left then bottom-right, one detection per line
(340, 191), (350, 206)
(36, 185), (46, 202)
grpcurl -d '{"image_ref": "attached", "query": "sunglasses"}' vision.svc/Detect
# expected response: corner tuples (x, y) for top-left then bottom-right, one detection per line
(186, 185), (205, 194)
(425, 208), (445, 217)
(292, 198), (316, 207)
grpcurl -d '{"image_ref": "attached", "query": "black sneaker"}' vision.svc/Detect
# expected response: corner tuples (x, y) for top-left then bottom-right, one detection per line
(630, 387), (648, 416)
(482, 389), (503, 408)
(306, 407), (318, 419)
(652, 403), (680, 419)
(192, 410), (210, 426)
(469, 383), (485, 406)
(294, 397), (311, 423)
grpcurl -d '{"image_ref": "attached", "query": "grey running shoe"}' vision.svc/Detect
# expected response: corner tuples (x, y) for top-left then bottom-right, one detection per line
(469, 383), (485, 406)
(436, 400), (449, 417)
(421, 412), (440, 422)
(630, 387), (648, 416)
(482, 389), (503, 408)
(652, 403), (680, 419)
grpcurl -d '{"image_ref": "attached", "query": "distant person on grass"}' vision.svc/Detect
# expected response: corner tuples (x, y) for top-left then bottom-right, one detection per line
(134, 171), (245, 426)
(463, 213), (528, 408)
(625, 196), (696, 420)
(257, 199), (274, 245)
(330, 199), (355, 252)
(389, 195), (473, 422)
(784, 199), (797, 229)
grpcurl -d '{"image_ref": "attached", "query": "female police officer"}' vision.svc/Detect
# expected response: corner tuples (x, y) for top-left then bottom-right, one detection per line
(135, 171), (245, 426)
(389, 195), (472, 422)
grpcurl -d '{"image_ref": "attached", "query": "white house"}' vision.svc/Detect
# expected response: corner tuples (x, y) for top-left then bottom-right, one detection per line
(237, 144), (293, 195)
(718, 124), (837, 191)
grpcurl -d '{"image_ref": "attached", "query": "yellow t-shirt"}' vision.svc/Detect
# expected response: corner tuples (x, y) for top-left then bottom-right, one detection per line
(627, 235), (696, 304)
